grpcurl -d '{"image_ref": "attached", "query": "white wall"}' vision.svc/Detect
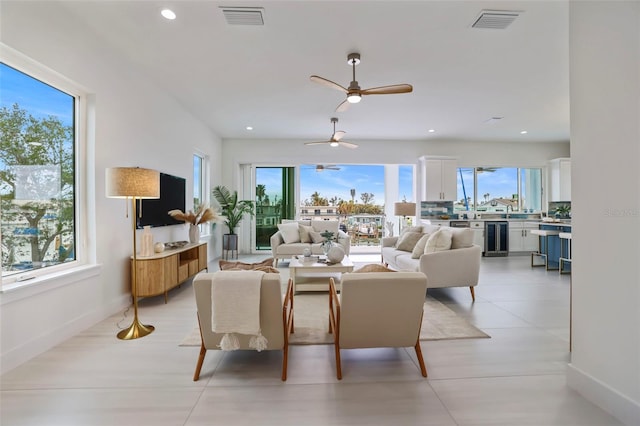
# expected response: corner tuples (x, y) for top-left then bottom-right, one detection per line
(222, 139), (569, 176)
(0, 2), (222, 373)
(568, 2), (640, 425)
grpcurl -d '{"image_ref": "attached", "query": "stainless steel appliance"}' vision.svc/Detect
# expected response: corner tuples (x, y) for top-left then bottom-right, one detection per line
(484, 221), (509, 256)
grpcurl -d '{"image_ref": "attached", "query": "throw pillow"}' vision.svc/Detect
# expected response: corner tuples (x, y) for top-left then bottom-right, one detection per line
(278, 222), (301, 244)
(400, 225), (423, 236)
(411, 233), (432, 259)
(450, 228), (474, 249)
(353, 264), (396, 273)
(299, 224), (314, 243)
(424, 228), (453, 253)
(309, 231), (325, 243)
(396, 231), (424, 252)
(311, 219), (339, 235)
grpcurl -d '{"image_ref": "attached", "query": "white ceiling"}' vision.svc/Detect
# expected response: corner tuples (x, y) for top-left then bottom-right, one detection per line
(62, 1), (569, 144)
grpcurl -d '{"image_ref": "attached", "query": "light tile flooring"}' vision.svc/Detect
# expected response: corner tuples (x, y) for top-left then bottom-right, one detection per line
(1, 254), (624, 426)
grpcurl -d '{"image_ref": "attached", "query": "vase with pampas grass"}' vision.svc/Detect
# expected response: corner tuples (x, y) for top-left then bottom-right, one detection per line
(168, 204), (221, 243)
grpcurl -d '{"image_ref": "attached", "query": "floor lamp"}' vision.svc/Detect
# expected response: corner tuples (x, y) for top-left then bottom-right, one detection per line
(394, 201), (416, 234)
(106, 167), (160, 340)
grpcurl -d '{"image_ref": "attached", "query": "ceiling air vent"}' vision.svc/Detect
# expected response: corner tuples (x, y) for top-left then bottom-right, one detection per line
(220, 7), (265, 25)
(471, 10), (520, 30)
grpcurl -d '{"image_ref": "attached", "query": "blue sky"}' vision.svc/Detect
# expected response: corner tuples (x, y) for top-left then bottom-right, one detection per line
(1, 63), (74, 126)
(257, 165), (414, 207)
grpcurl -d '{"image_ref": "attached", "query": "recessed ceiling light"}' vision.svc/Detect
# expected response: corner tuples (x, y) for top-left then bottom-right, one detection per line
(428, 129), (435, 133)
(245, 126), (253, 131)
(161, 9), (176, 20)
(520, 130), (528, 134)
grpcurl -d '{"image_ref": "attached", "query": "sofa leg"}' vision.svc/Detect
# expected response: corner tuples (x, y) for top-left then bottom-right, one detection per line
(469, 286), (475, 302)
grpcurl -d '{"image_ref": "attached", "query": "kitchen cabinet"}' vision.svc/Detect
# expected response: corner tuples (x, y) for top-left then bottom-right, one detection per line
(470, 221), (485, 249)
(548, 158), (571, 201)
(509, 222), (539, 252)
(421, 157), (457, 201)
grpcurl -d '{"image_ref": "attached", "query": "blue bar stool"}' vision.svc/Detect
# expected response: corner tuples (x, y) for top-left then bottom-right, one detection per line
(559, 232), (572, 274)
(531, 229), (560, 270)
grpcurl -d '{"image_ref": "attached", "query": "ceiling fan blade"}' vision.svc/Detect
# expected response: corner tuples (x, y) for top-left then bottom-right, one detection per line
(335, 99), (350, 112)
(310, 75), (348, 93)
(333, 130), (346, 141)
(338, 141), (359, 149)
(304, 141), (330, 146)
(361, 84), (413, 95)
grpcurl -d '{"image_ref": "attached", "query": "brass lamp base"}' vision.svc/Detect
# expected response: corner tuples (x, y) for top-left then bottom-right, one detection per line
(117, 318), (155, 340)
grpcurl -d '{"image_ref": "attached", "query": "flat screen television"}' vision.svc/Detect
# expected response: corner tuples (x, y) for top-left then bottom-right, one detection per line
(136, 172), (186, 229)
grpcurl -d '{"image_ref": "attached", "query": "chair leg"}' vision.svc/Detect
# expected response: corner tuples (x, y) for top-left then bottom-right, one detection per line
(281, 344), (288, 381)
(470, 286), (475, 302)
(414, 341), (428, 377)
(335, 346), (343, 380)
(193, 343), (207, 381)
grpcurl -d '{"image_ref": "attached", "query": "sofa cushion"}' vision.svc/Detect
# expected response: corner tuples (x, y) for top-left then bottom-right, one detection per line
(424, 228), (453, 253)
(278, 222), (301, 244)
(396, 231), (423, 252)
(275, 242), (312, 255)
(450, 228), (474, 249)
(394, 253), (421, 272)
(299, 224), (314, 243)
(311, 219), (339, 235)
(411, 233), (432, 259)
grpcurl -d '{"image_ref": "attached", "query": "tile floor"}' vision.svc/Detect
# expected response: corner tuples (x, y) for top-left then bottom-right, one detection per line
(0, 254), (624, 425)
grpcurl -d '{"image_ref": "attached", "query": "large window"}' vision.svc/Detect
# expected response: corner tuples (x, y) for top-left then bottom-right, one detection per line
(255, 167), (295, 250)
(1, 61), (79, 281)
(456, 167), (542, 213)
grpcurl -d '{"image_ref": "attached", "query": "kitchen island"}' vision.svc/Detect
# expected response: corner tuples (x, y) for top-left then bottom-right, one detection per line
(534, 221), (572, 270)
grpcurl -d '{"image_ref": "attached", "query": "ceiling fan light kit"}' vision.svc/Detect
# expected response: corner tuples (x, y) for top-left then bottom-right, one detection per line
(310, 52), (413, 112)
(304, 117), (358, 149)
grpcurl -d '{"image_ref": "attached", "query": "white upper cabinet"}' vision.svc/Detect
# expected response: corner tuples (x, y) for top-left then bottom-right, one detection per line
(548, 158), (571, 201)
(421, 157), (458, 201)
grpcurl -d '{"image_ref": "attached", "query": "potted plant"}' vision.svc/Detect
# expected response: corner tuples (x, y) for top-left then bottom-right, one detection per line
(554, 204), (571, 219)
(212, 185), (256, 234)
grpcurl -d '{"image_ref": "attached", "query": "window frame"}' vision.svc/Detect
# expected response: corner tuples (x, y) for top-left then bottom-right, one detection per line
(1, 44), (90, 290)
(193, 151), (210, 236)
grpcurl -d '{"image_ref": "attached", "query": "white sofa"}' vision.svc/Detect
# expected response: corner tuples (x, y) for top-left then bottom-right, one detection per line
(270, 219), (351, 266)
(381, 224), (482, 301)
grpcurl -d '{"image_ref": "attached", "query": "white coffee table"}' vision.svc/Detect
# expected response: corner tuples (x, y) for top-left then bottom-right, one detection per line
(289, 255), (354, 293)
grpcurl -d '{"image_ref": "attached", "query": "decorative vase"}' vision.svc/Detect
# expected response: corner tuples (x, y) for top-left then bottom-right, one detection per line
(189, 224), (200, 243)
(322, 240), (333, 256)
(140, 226), (154, 256)
(327, 245), (345, 263)
(154, 242), (165, 253)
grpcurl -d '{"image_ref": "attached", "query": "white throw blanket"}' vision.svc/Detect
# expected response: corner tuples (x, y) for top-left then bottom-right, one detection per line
(211, 270), (268, 351)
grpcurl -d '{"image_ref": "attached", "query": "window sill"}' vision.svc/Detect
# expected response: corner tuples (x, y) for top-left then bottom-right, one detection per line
(0, 264), (101, 305)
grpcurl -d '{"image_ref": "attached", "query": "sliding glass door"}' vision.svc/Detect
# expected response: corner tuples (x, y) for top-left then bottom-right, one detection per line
(254, 167), (295, 250)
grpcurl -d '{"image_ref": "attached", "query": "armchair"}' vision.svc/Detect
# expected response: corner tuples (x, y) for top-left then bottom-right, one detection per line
(192, 272), (293, 381)
(328, 272), (428, 379)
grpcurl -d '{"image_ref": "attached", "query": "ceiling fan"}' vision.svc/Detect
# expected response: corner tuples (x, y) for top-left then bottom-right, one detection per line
(310, 52), (413, 112)
(304, 117), (358, 149)
(314, 164), (341, 172)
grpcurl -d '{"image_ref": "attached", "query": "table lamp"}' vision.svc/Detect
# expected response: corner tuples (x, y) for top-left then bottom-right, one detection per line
(106, 167), (160, 340)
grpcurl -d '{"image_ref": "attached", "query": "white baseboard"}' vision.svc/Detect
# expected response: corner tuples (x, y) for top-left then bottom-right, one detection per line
(567, 363), (640, 426)
(0, 294), (130, 375)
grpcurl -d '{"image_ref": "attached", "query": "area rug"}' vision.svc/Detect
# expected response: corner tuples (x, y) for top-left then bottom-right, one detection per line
(179, 293), (489, 346)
